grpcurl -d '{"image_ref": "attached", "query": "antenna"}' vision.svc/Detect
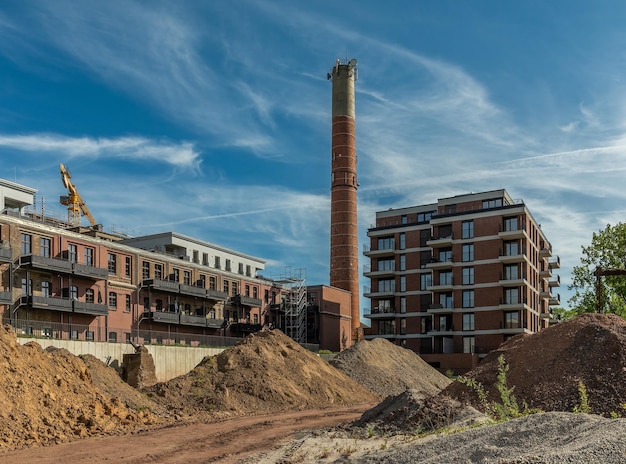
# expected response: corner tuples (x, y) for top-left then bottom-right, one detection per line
(349, 58), (357, 67)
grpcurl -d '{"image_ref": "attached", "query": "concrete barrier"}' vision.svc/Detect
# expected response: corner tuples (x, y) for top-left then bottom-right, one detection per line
(17, 337), (225, 382)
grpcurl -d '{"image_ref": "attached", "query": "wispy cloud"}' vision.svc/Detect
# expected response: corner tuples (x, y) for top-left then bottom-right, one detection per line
(0, 133), (201, 170)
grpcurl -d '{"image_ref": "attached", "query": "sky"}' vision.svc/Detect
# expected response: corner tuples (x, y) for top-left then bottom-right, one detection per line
(2, 1), (626, 316)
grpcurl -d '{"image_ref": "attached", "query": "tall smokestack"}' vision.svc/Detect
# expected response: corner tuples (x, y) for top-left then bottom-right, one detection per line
(328, 58), (360, 342)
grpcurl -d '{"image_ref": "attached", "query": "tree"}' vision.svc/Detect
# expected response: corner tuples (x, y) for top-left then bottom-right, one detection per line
(550, 306), (575, 322)
(569, 223), (626, 316)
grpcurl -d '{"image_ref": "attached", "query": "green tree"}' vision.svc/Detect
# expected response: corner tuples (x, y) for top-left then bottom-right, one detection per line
(550, 306), (575, 322)
(569, 223), (626, 316)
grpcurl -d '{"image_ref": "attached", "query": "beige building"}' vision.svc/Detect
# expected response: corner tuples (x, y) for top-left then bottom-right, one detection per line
(364, 189), (560, 373)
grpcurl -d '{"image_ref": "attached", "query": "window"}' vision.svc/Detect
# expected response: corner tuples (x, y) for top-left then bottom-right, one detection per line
(400, 276), (406, 292)
(41, 281), (51, 297)
(40, 238), (51, 258)
(462, 221), (474, 239)
(84, 247), (94, 266)
(225, 259), (231, 272)
(203, 253), (209, 265)
(108, 332), (117, 343)
(68, 244), (77, 263)
(504, 216), (518, 232)
(238, 263), (244, 275)
(399, 255), (406, 271)
(417, 211), (434, 222)
(439, 292), (453, 308)
(463, 313), (475, 330)
(377, 237), (394, 251)
(400, 297), (406, 313)
(504, 241), (519, 256)
(462, 290), (474, 308)
(439, 315), (451, 331)
(421, 273), (432, 290)
(183, 270), (191, 285)
(71, 330), (78, 340)
(378, 320), (395, 335)
(462, 244), (474, 262)
(378, 258), (395, 272)
(156, 299), (163, 311)
(192, 250), (199, 264)
(142, 261), (150, 279)
(253, 314), (259, 324)
(253, 287), (258, 299)
(232, 281), (238, 296)
(107, 253), (116, 274)
(20, 233), (32, 254)
(400, 319), (407, 335)
(378, 279), (395, 293)
(462, 267), (474, 285)
(504, 264), (518, 280)
(482, 198), (503, 209)
(198, 275), (206, 288)
(69, 285), (78, 300)
(172, 268), (179, 282)
(401, 215), (408, 224)
(245, 285), (250, 296)
(21, 278), (32, 295)
(108, 292), (117, 309)
(85, 288), (94, 303)
(246, 265), (251, 277)
(223, 280), (229, 294)
(439, 271), (452, 286)
(209, 276), (216, 290)
(399, 233), (406, 250)
(439, 248), (452, 262)
(125, 294), (131, 312)
(505, 311), (519, 328)
(86, 331), (95, 341)
(125, 256), (131, 277)
(155, 263), (163, 280)
(463, 336), (475, 353)
(377, 299), (393, 313)
(504, 288), (519, 305)
(215, 256), (221, 269)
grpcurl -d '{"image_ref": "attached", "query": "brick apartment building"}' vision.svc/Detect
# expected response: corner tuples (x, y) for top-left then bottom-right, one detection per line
(363, 189), (560, 373)
(0, 179), (351, 351)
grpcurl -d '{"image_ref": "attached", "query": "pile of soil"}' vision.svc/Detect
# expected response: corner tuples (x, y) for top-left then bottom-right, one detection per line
(146, 329), (378, 417)
(444, 313), (626, 416)
(354, 389), (488, 435)
(329, 338), (452, 397)
(0, 325), (168, 451)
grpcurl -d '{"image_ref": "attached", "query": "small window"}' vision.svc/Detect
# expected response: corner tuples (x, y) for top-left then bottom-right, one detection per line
(40, 238), (51, 258)
(108, 332), (117, 343)
(462, 290), (474, 308)
(125, 256), (131, 277)
(462, 244), (474, 262)
(155, 263), (163, 280)
(68, 244), (77, 263)
(225, 259), (232, 272)
(462, 267), (474, 285)
(183, 270), (191, 285)
(20, 233), (32, 255)
(462, 221), (474, 239)
(463, 336), (475, 353)
(86, 331), (95, 341)
(108, 292), (117, 309)
(125, 294), (131, 312)
(463, 313), (475, 330)
(142, 261), (150, 279)
(84, 247), (94, 266)
(85, 288), (94, 303)
(108, 253), (116, 274)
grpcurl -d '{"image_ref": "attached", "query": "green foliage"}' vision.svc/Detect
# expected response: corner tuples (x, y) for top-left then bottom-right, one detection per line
(573, 381), (591, 414)
(550, 306), (576, 322)
(569, 222), (626, 315)
(458, 354), (536, 422)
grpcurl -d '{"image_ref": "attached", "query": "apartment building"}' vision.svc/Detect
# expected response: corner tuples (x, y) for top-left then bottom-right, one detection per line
(363, 189), (560, 373)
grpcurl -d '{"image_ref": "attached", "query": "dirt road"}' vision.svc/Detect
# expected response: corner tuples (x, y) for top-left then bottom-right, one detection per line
(1, 404), (372, 464)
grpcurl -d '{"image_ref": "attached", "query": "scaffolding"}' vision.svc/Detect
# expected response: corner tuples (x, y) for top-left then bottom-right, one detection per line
(272, 267), (307, 344)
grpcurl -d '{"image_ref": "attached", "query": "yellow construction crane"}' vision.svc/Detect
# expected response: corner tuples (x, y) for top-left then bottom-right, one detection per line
(59, 163), (97, 227)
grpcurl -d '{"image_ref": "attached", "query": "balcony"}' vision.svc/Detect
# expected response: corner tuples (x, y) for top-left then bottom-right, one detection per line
(363, 264), (395, 278)
(498, 226), (527, 240)
(0, 290), (12, 304)
(363, 244), (395, 258)
(143, 278), (180, 293)
(539, 244), (553, 258)
(207, 289), (228, 301)
(0, 247), (12, 262)
(150, 311), (180, 323)
(539, 267), (552, 278)
(548, 275), (561, 287)
(498, 296), (527, 310)
(365, 307), (396, 319)
(427, 303), (454, 314)
(73, 300), (108, 316)
(540, 288), (552, 300)
(148, 311), (224, 329)
(499, 272), (527, 287)
(363, 286), (395, 298)
(427, 281), (454, 292)
(20, 254), (72, 273)
(425, 256), (454, 270)
(498, 250), (527, 264)
(549, 256), (560, 269)
(72, 263), (109, 279)
(232, 294), (263, 307)
(180, 283), (207, 298)
(426, 234), (453, 248)
(549, 293), (561, 305)
(25, 295), (73, 312)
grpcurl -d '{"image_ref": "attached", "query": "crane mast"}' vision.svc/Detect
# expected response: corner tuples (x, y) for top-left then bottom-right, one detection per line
(59, 163), (97, 227)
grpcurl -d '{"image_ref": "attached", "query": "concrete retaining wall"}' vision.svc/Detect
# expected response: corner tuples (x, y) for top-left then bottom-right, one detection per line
(18, 338), (225, 382)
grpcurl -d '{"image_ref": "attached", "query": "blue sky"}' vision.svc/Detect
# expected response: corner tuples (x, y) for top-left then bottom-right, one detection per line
(2, 1), (626, 315)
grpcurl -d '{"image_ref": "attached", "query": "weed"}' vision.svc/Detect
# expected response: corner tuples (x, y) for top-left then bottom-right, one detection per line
(367, 425), (375, 438)
(379, 439), (388, 450)
(318, 448), (331, 459)
(573, 381), (591, 414)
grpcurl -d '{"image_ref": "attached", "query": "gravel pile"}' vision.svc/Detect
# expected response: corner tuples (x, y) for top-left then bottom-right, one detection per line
(329, 337), (451, 397)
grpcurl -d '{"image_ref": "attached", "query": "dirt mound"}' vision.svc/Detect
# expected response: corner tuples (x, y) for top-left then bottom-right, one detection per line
(443, 313), (626, 416)
(329, 338), (452, 397)
(0, 325), (168, 451)
(146, 329), (378, 416)
(354, 389), (488, 434)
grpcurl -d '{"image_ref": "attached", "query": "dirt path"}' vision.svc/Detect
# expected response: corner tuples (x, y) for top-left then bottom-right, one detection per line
(1, 404), (373, 464)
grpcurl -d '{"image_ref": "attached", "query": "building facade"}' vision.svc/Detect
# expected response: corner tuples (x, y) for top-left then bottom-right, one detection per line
(363, 189), (560, 373)
(0, 179), (350, 352)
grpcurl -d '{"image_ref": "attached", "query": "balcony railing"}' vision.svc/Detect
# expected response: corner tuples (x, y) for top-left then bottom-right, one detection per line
(72, 262), (109, 279)
(20, 254), (73, 273)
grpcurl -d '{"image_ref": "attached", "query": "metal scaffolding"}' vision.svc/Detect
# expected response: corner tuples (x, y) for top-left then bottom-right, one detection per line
(273, 267), (307, 344)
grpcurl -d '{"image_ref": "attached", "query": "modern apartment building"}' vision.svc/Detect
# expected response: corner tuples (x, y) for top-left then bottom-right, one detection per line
(363, 189), (560, 373)
(0, 178), (351, 351)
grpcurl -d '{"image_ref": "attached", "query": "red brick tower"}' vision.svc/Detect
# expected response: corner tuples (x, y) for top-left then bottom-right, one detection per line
(328, 58), (360, 342)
